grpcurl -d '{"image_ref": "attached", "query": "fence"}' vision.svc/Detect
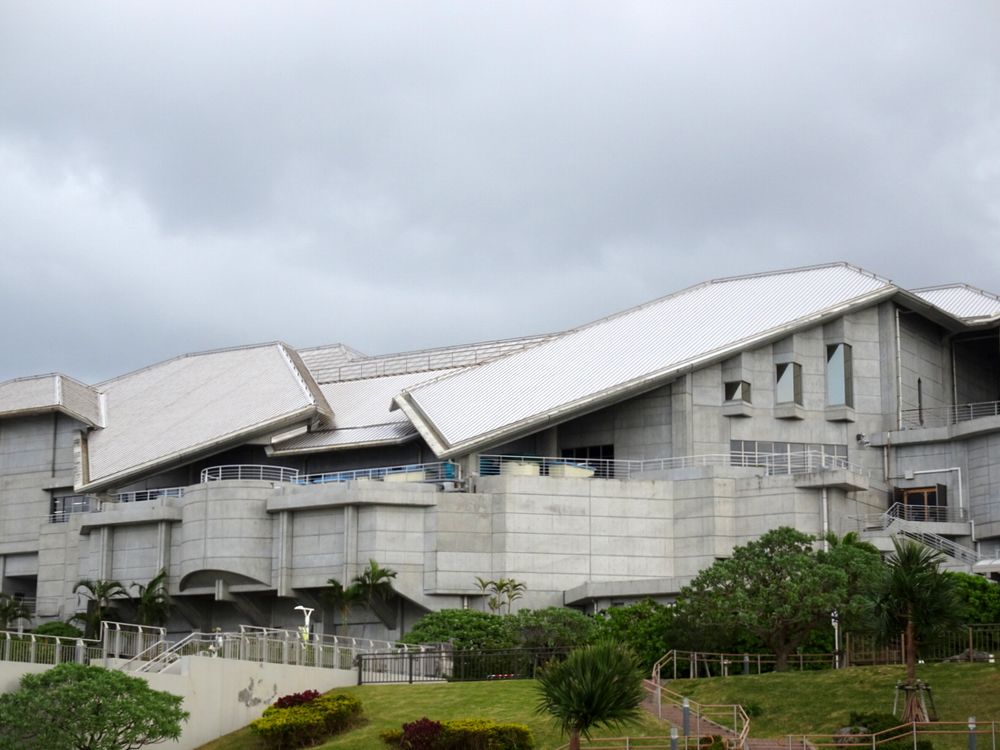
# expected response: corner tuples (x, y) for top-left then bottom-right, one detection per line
(357, 646), (571, 684)
(0, 630), (102, 665)
(901, 400), (1000, 429)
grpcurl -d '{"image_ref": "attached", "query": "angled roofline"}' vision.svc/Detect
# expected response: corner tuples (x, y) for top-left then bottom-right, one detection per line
(908, 283), (1000, 325)
(75, 403), (319, 493)
(396, 281), (901, 459)
(265, 425), (419, 456)
(0, 373), (103, 428)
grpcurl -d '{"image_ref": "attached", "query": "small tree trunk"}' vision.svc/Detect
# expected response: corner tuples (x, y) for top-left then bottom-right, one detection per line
(569, 730), (581, 750)
(774, 646), (790, 672)
(905, 617), (916, 684)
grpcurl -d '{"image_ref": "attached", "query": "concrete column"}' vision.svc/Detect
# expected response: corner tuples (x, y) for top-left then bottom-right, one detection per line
(98, 527), (113, 580)
(276, 511), (292, 597)
(671, 375), (694, 457)
(0, 555), (6, 594)
(343, 506), (358, 583)
(538, 427), (558, 457)
(155, 521), (171, 573)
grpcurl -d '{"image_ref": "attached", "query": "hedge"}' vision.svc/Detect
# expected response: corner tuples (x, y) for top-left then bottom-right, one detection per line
(250, 692), (363, 750)
(380, 717), (534, 749)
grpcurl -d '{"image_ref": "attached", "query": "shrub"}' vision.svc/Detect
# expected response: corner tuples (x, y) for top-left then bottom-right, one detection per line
(511, 607), (596, 650)
(274, 689), (320, 709)
(400, 609), (519, 650)
(846, 712), (933, 750)
(438, 719), (534, 749)
(32, 621), (84, 638)
(251, 692), (363, 749)
(401, 717), (443, 749)
(380, 727), (404, 747)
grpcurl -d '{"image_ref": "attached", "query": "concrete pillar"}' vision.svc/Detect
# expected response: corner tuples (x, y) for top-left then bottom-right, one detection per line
(0, 555), (6, 594)
(671, 375), (694, 456)
(538, 427), (558, 457)
(155, 521), (171, 573)
(98, 527), (113, 580)
(276, 511), (292, 597)
(343, 506), (358, 583)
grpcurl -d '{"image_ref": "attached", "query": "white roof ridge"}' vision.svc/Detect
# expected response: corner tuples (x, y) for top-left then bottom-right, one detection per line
(912, 282), (1000, 300)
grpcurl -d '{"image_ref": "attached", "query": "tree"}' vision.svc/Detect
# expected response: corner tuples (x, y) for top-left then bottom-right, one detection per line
(872, 538), (960, 722)
(399, 609), (519, 650)
(513, 607), (597, 650)
(535, 641), (646, 750)
(474, 576), (527, 614)
(593, 599), (678, 671)
(73, 578), (128, 638)
(819, 532), (886, 643)
(323, 578), (365, 635)
(950, 571), (1000, 624)
(0, 662), (188, 750)
(131, 569), (171, 627)
(352, 559), (397, 606)
(0, 594), (30, 630)
(675, 527), (848, 670)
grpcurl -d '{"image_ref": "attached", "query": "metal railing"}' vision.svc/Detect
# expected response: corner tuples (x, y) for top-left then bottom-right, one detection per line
(653, 650), (839, 681)
(479, 451), (869, 481)
(901, 400), (1000, 429)
(779, 722), (999, 750)
(856, 504), (980, 566)
(200, 465), (300, 482)
(647, 679), (749, 750)
(114, 487), (185, 503)
(299, 461), (459, 485)
(357, 646), (570, 684)
(856, 502), (969, 529)
(0, 630), (102, 665)
(101, 621), (167, 663)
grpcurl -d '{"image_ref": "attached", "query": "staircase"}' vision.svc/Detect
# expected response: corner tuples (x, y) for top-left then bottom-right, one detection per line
(858, 503), (980, 569)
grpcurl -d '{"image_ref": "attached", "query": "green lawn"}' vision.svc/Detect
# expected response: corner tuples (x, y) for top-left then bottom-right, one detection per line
(196, 679), (667, 750)
(197, 664), (1000, 750)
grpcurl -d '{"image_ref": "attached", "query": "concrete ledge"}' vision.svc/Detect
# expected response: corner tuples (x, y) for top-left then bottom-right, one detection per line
(794, 468), (869, 492)
(79, 504), (183, 533)
(563, 577), (686, 606)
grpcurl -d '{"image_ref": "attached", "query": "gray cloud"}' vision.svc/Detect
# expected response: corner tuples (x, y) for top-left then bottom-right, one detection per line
(1, 1), (998, 382)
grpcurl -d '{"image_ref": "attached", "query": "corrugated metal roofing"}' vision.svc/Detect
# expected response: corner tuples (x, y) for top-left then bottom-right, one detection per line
(302, 333), (557, 383)
(396, 264), (895, 456)
(269, 369), (460, 453)
(298, 343), (367, 383)
(912, 285), (1000, 322)
(0, 374), (102, 426)
(83, 343), (325, 490)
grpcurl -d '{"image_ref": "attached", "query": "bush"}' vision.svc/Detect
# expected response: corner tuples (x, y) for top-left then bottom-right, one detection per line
(401, 717), (443, 749)
(32, 622), (84, 638)
(274, 690), (320, 709)
(380, 719), (534, 749)
(251, 692), (363, 749)
(380, 728), (404, 747)
(400, 609), (519, 650)
(511, 608), (596, 650)
(846, 712), (933, 750)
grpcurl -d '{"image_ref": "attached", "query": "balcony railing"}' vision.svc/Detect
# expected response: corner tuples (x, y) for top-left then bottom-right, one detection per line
(299, 461), (459, 485)
(479, 451), (869, 480)
(200, 465), (300, 483)
(901, 400), (1000, 429)
(114, 487), (185, 503)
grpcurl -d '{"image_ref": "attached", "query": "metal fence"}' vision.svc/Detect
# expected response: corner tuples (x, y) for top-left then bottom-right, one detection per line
(114, 487), (185, 503)
(358, 646), (571, 684)
(479, 451), (868, 481)
(0, 630), (102, 665)
(200, 465), (300, 482)
(902, 400), (1000, 429)
(299, 461), (459, 485)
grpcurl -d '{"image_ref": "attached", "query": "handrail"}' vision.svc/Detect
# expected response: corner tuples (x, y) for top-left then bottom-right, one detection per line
(114, 487), (185, 503)
(299, 461), (459, 485)
(901, 400), (1000, 429)
(200, 465), (300, 482)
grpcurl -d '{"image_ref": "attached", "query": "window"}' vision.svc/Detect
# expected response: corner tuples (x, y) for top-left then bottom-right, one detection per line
(893, 485), (948, 522)
(775, 362), (802, 405)
(561, 445), (614, 478)
(724, 380), (751, 403)
(826, 343), (854, 407)
(50, 494), (91, 523)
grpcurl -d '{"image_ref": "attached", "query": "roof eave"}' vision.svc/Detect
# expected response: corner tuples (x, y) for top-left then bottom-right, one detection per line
(265, 431), (419, 457)
(75, 405), (319, 493)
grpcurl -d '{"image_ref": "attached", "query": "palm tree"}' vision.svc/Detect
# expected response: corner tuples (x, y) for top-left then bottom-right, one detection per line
(73, 578), (128, 638)
(131, 569), (171, 627)
(535, 641), (646, 750)
(873, 538), (960, 721)
(0, 594), (31, 630)
(323, 578), (365, 635)
(352, 559), (397, 606)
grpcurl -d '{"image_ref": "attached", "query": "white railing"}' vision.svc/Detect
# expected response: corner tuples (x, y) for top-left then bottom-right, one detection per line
(901, 400), (1000, 429)
(299, 461), (459, 485)
(0, 630), (102, 665)
(101, 621), (167, 663)
(856, 502), (969, 530)
(479, 451), (869, 481)
(114, 487), (185, 503)
(200, 465), (300, 483)
(856, 505), (980, 566)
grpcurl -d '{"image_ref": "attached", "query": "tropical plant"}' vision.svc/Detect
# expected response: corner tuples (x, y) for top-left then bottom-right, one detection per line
(73, 578), (128, 638)
(675, 527), (849, 670)
(324, 578), (365, 635)
(535, 640), (645, 750)
(0, 662), (188, 750)
(872, 538), (960, 721)
(475, 576), (527, 614)
(512, 607), (597, 649)
(399, 609), (519, 650)
(131, 569), (171, 627)
(353, 559), (398, 606)
(0, 594), (30, 630)
(32, 621), (83, 638)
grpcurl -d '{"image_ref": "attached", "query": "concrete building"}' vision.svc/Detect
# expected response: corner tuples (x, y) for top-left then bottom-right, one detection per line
(2, 263), (999, 640)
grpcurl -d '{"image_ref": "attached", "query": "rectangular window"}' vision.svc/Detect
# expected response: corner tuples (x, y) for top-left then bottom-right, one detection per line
(724, 380), (751, 403)
(561, 445), (615, 478)
(826, 343), (854, 407)
(775, 362), (802, 405)
(893, 485), (948, 522)
(50, 494), (91, 523)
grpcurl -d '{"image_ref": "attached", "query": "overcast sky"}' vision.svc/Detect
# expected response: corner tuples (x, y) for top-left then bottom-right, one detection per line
(1, 2), (998, 384)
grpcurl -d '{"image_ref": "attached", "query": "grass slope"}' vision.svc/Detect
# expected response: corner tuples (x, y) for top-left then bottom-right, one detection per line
(197, 679), (666, 750)
(674, 663), (1000, 738)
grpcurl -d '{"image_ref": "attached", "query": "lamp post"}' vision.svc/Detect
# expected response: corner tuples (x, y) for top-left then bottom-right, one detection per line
(294, 605), (314, 643)
(968, 716), (977, 750)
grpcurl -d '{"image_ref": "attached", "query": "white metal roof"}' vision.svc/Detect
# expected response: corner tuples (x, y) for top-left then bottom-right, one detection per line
(269, 369), (461, 454)
(0, 374), (102, 427)
(396, 264), (896, 456)
(912, 284), (1000, 323)
(297, 343), (368, 383)
(81, 343), (328, 491)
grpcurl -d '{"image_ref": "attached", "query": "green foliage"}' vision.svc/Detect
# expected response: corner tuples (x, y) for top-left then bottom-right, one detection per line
(32, 621), (83, 638)
(400, 609), (519, 650)
(354, 559), (398, 603)
(324, 578), (365, 635)
(250, 692), (363, 750)
(0, 662), (187, 750)
(846, 712), (934, 750)
(73, 578), (128, 638)
(593, 599), (676, 670)
(511, 607), (596, 650)
(380, 719), (534, 749)
(950, 572), (1000, 624)
(534, 640), (645, 748)
(131, 569), (171, 627)
(475, 577), (527, 615)
(819, 532), (885, 635)
(873, 539), (960, 687)
(0, 594), (30, 629)
(675, 527), (849, 669)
